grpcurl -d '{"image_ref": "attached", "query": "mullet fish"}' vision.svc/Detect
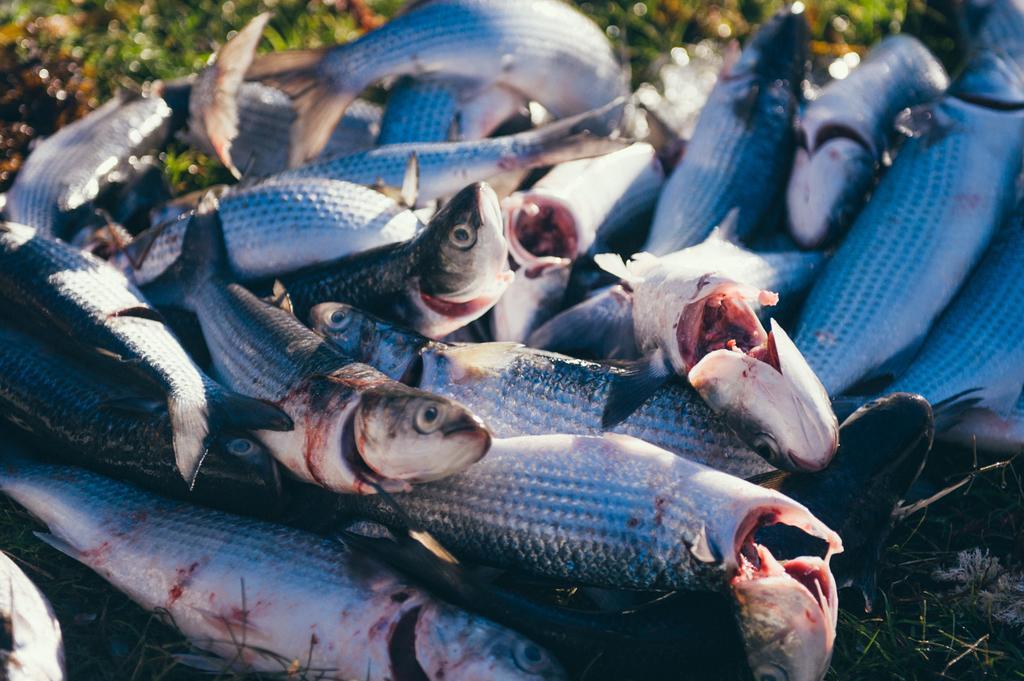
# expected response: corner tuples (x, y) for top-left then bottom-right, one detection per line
(310, 302), (775, 478)
(0, 459), (565, 681)
(0, 221), (291, 485)
(280, 182), (512, 339)
(337, 433), (841, 681)
(245, 0), (627, 165)
(148, 197), (490, 493)
(794, 49), (1024, 395)
(0, 551), (64, 681)
(644, 6), (807, 255)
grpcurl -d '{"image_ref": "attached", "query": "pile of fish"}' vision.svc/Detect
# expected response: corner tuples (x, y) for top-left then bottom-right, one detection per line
(0, 0), (1018, 678)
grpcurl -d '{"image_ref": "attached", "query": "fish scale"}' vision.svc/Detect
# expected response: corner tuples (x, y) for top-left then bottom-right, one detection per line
(887, 208), (1024, 412)
(378, 78), (462, 144)
(0, 325), (277, 507)
(0, 461), (563, 680)
(4, 94), (173, 238)
(795, 97), (1024, 395)
(124, 177), (421, 285)
(417, 344), (772, 478)
(337, 434), (838, 592)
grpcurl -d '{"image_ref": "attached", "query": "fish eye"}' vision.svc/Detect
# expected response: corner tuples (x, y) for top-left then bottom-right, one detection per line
(754, 663), (789, 681)
(512, 641), (551, 674)
(449, 224), (476, 249)
(227, 438), (254, 456)
(750, 433), (780, 463)
(328, 307), (352, 331)
(414, 402), (444, 434)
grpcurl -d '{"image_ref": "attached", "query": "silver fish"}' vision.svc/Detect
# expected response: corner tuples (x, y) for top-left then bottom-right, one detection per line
(492, 143), (665, 342)
(378, 76), (526, 144)
(0, 221), (291, 485)
(885, 207), (1024, 414)
(3, 90), (175, 238)
(310, 302), (775, 479)
(592, 247), (837, 472)
(151, 197), (491, 493)
(275, 101), (628, 208)
(644, 6), (807, 255)
(0, 459), (565, 680)
(0, 551), (64, 681)
(530, 233), (824, 357)
(794, 52), (1024, 396)
(787, 35), (948, 248)
(117, 177), (421, 285)
(280, 183), (513, 339)
(245, 0), (628, 165)
(339, 433), (841, 681)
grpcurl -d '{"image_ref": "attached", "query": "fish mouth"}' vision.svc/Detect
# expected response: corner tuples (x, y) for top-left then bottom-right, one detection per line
(504, 192), (581, 267)
(419, 269), (515, 317)
(677, 280), (778, 372)
(731, 508), (840, 644)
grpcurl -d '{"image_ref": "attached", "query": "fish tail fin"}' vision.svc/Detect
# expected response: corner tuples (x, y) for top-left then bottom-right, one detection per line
(142, 193), (229, 310)
(190, 12), (272, 177)
(518, 97), (631, 168)
(245, 48), (351, 166)
(170, 383), (293, 489)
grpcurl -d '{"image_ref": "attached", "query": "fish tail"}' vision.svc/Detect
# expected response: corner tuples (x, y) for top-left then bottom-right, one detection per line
(245, 47), (352, 167)
(170, 383), (293, 488)
(189, 12), (272, 177)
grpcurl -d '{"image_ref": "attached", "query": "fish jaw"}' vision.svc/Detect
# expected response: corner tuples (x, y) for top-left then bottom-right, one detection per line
(413, 602), (568, 680)
(414, 268), (515, 339)
(688, 320), (838, 472)
(732, 547), (839, 681)
(787, 139), (876, 249)
(659, 276), (777, 375)
(354, 384), (491, 484)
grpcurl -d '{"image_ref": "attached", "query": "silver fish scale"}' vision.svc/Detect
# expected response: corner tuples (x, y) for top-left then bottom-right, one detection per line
(130, 178), (420, 284)
(795, 98), (1024, 394)
(343, 435), (758, 591)
(4, 95), (172, 238)
(421, 346), (772, 478)
(378, 78), (459, 144)
(319, 0), (623, 119)
(194, 282), (349, 401)
(0, 223), (208, 404)
(278, 132), (563, 201)
(645, 79), (796, 255)
(888, 210), (1024, 411)
(231, 83), (380, 178)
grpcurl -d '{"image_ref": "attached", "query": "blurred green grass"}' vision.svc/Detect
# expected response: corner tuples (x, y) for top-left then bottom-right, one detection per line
(1, 1), (1022, 679)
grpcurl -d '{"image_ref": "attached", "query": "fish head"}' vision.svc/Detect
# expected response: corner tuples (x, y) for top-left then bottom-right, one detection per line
(726, 4), (808, 88)
(786, 137), (875, 249)
(641, 272), (776, 375)
(309, 302), (426, 379)
(413, 182), (513, 338)
(354, 383), (491, 483)
(949, 47), (1024, 108)
(688, 319), (838, 471)
(412, 602), (567, 680)
(733, 549), (838, 681)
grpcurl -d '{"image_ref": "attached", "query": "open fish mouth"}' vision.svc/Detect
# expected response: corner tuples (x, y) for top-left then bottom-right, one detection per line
(419, 268), (516, 315)
(677, 280), (779, 372)
(504, 192), (580, 268)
